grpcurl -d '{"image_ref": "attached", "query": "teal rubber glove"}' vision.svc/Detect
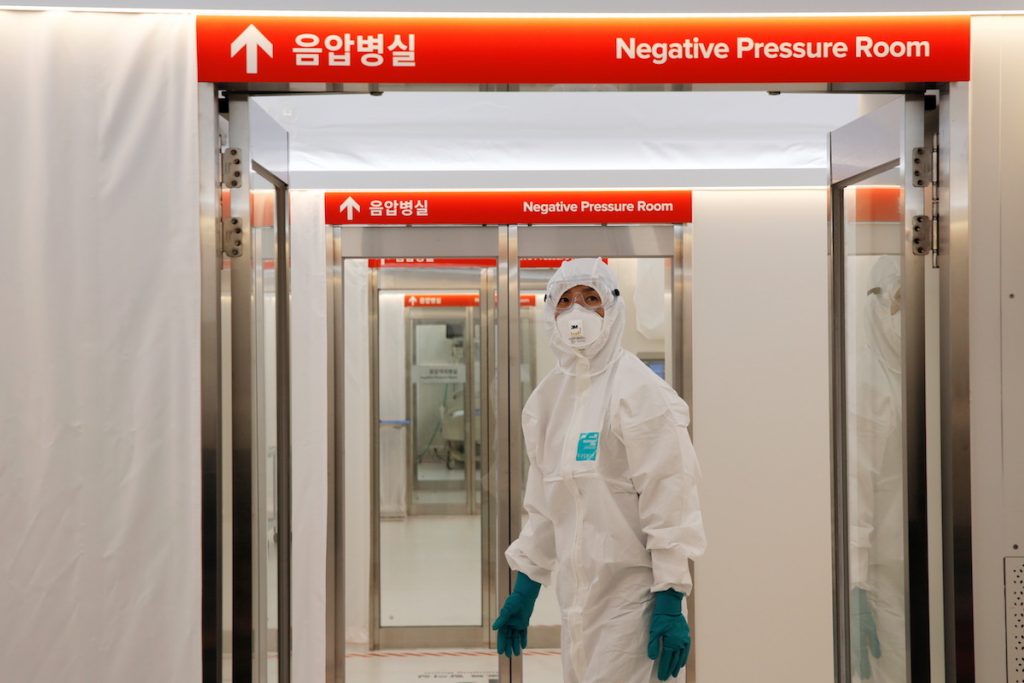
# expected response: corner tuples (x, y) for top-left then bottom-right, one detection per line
(492, 572), (541, 658)
(851, 587), (882, 680)
(647, 589), (690, 681)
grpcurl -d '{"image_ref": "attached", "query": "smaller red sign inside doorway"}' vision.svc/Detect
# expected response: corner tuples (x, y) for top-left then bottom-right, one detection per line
(402, 293), (538, 307)
(369, 258), (598, 270)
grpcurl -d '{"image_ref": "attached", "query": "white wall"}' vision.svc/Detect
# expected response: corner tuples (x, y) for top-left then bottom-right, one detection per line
(344, 260), (373, 645)
(691, 189), (834, 683)
(967, 16), (1024, 682)
(289, 192), (329, 682)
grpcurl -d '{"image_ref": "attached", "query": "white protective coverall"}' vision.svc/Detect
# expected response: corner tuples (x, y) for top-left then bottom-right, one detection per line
(505, 258), (706, 683)
(849, 255), (906, 682)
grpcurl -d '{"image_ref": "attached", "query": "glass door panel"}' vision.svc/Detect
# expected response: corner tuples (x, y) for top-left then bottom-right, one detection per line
(251, 187), (281, 683)
(377, 280), (486, 631)
(511, 229), (681, 683)
(334, 227), (500, 683)
(226, 96), (291, 683)
(403, 302), (477, 515)
(842, 175), (907, 683)
(829, 96), (930, 683)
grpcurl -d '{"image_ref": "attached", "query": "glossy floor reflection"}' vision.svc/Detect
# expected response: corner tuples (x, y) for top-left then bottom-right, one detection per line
(379, 515), (561, 628)
(345, 646), (563, 683)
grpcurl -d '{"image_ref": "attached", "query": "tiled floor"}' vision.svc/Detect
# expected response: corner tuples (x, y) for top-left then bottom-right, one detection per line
(345, 646), (563, 683)
(237, 516), (567, 682)
(379, 515), (561, 628)
(359, 515), (566, 681)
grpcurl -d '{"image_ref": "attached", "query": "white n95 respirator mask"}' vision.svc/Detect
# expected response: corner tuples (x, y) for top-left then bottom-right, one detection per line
(556, 305), (604, 348)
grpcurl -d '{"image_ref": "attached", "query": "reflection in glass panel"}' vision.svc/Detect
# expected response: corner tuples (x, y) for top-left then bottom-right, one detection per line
(253, 210), (280, 682)
(517, 256), (674, 671)
(843, 177), (907, 683)
(377, 271), (487, 630)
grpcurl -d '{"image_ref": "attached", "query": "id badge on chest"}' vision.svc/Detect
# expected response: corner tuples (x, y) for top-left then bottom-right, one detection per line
(576, 432), (600, 462)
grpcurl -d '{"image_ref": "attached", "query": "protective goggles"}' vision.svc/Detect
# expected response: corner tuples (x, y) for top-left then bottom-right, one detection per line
(545, 282), (620, 311)
(554, 287), (605, 311)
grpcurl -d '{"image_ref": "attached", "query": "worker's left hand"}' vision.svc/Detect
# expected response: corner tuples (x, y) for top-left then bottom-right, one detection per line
(850, 587), (882, 680)
(647, 589), (690, 681)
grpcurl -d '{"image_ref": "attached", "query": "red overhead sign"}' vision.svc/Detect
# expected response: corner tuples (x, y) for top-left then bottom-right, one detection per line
(325, 190), (692, 225)
(197, 15), (970, 84)
(402, 293), (538, 307)
(372, 258), (494, 268)
(405, 293), (480, 307)
(370, 258), (583, 269)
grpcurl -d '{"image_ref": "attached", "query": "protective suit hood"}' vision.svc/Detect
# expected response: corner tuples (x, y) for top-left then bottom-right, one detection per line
(543, 258), (625, 376)
(865, 257), (901, 374)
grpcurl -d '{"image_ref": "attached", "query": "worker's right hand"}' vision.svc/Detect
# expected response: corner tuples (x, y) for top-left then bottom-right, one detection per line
(492, 572), (541, 657)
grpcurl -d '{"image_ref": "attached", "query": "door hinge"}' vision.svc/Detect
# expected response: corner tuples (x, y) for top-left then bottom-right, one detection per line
(911, 140), (941, 267)
(911, 146), (932, 188)
(221, 147), (243, 189)
(220, 215), (244, 258)
(218, 144), (244, 258)
(911, 215), (932, 256)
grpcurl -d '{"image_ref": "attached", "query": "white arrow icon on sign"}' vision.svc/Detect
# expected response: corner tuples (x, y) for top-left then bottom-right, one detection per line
(231, 25), (273, 75)
(409, 296), (418, 306)
(339, 196), (361, 220)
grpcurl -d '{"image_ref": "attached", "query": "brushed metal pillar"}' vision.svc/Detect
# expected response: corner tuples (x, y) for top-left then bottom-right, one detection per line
(199, 81), (225, 683)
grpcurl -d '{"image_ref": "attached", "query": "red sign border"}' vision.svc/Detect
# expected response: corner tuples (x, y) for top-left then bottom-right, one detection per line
(325, 189), (693, 225)
(197, 14), (971, 85)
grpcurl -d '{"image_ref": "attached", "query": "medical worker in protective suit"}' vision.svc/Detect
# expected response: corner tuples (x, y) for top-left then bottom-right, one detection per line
(849, 256), (906, 682)
(492, 258), (706, 683)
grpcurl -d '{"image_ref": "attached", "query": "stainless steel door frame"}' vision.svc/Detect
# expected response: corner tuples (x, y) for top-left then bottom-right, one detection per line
(337, 226), (502, 652)
(367, 265), (382, 649)
(480, 266), (497, 650)
(827, 95), (931, 683)
(199, 82), (224, 683)
(496, 225), (515, 683)
(226, 95), (293, 683)
(331, 223), (689, 678)
(326, 226), (344, 683)
(936, 82), (974, 683)
(464, 303), (477, 514)
(394, 303), (478, 517)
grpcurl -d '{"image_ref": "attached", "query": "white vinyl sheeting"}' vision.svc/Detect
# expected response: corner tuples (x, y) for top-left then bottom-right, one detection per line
(255, 91), (862, 188)
(0, 10), (200, 683)
(289, 191), (328, 682)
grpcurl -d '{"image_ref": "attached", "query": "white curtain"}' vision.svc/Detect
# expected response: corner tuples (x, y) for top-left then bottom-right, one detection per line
(289, 191), (328, 680)
(0, 10), (200, 683)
